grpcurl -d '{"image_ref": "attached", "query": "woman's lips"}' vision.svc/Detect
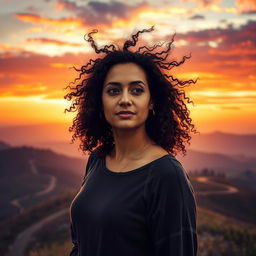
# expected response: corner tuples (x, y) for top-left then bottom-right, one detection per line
(117, 113), (134, 118)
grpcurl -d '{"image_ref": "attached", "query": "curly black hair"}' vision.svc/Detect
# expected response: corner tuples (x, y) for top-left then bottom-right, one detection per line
(63, 26), (199, 159)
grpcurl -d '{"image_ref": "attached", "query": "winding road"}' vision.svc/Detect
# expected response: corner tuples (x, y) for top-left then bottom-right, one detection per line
(195, 176), (239, 195)
(6, 208), (69, 256)
(7, 158), (59, 256)
(10, 159), (57, 213)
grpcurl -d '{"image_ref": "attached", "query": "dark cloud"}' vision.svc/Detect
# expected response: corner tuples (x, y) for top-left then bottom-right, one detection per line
(189, 14), (205, 20)
(58, 0), (79, 12)
(219, 19), (227, 23)
(0, 48), (99, 75)
(177, 19), (256, 50)
(182, 0), (220, 7)
(0, 51), (52, 75)
(199, 0), (218, 6)
(0, 50), (96, 94)
(240, 9), (256, 14)
(88, 1), (129, 17)
(25, 6), (40, 13)
(58, 0), (147, 26)
(158, 19), (256, 77)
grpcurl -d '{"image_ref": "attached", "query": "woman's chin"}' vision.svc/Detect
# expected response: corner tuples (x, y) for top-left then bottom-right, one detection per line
(111, 121), (146, 131)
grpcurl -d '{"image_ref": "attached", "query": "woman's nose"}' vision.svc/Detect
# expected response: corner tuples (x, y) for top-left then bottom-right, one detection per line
(118, 90), (132, 105)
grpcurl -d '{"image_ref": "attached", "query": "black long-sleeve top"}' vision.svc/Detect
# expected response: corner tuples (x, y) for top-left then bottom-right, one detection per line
(69, 151), (198, 256)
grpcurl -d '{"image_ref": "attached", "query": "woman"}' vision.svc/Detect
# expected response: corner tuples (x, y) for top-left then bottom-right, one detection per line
(64, 26), (199, 256)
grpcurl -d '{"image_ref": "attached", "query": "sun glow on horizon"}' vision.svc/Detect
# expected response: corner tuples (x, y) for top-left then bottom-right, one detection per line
(0, 0), (255, 133)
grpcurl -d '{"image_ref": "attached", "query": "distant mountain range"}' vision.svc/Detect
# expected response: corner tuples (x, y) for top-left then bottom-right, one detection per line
(189, 131), (256, 158)
(0, 123), (255, 158)
(0, 123), (71, 145)
(0, 123), (83, 158)
(0, 141), (11, 150)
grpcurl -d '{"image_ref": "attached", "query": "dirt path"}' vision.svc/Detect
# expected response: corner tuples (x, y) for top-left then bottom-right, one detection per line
(10, 159), (56, 213)
(195, 176), (239, 195)
(6, 208), (69, 256)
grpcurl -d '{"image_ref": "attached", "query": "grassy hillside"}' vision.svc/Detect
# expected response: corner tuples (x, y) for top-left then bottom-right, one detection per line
(23, 206), (256, 256)
(193, 176), (256, 225)
(0, 189), (77, 256)
(2, 183), (256, 256)
(0, 145), (85, 220)
(196, 207), (256, 256)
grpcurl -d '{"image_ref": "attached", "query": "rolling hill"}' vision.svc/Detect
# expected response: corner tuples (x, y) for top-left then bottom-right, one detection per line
(0, 145), (87, 220)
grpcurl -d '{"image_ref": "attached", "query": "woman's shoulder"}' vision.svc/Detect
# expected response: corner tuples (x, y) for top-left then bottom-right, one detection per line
(149, 154), (192, 189)
(150, 154), (184, 176)
(87, 149), (101, 160)
(146, 146), (184, 174)
(146, 154), (196, 203)
(85, 150), (101, 170)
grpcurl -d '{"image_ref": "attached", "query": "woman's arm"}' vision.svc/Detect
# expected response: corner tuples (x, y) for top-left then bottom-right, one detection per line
(145, 157), (198, 256)
(69, 152), (95, 255)
(69, 223), (79, 256)
(81, 152), (96, 187)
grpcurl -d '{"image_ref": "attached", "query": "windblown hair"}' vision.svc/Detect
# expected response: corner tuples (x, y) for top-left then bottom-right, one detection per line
(64, 26), (199, 159)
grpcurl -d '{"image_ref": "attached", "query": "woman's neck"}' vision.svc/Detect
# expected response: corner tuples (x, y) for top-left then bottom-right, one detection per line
(110, 127), (157, 161)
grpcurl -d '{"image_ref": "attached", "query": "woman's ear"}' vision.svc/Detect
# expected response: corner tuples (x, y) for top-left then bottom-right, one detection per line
(149, 99), (154, 109)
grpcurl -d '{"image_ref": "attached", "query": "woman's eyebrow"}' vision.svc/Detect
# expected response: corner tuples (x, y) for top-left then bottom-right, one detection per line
(130, 80), (145, 85)
(104, 80), (145, 87)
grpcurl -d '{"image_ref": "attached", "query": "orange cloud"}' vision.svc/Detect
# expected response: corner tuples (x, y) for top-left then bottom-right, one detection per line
(0, 43), (25, 55)
(14, 13), (81, 27)
(26, 38), (82, 47)
(50, 63), (74, 68)
(219, 106), (241, 110)
(0, 51), (98, 99)
(0, 83), (47, 97)
(208, 45), (256, 56)
(236, 0), (256, 14)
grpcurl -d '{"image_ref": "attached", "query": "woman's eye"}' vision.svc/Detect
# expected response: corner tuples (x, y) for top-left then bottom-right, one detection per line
(107, 87), (144, 95)
(132, 88), (144, 94)
(107, 88), (119, 94)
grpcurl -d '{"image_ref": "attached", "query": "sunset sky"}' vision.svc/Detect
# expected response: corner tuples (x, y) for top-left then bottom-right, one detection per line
(0, 0), (255, 134)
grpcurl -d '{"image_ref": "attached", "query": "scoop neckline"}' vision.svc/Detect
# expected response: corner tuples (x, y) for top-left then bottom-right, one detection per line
(101, 154), (171, 176)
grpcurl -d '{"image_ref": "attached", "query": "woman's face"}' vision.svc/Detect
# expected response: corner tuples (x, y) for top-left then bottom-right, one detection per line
(102, 62), (153, 131)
